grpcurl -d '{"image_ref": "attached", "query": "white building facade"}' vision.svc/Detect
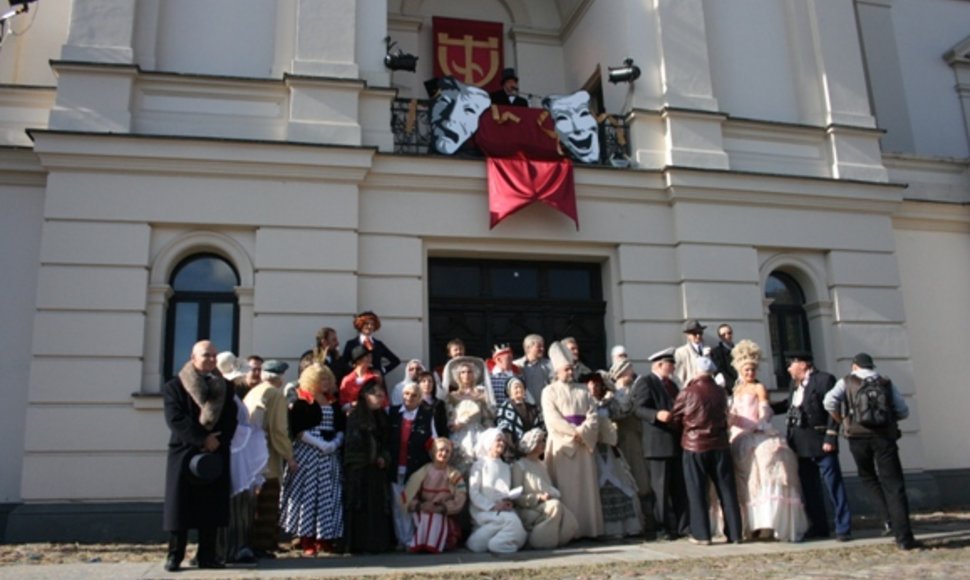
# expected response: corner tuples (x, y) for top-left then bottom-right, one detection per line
(0, 0), (967, 541)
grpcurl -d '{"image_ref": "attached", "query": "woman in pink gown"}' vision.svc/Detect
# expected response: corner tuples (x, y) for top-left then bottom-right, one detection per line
(728, 340), (809, 542)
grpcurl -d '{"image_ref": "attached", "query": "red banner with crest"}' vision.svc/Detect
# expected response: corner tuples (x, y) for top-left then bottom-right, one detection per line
(432, 17), (504, 93)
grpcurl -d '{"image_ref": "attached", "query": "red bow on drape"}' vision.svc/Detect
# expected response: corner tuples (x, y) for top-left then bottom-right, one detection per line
(486, 154), (578, 229)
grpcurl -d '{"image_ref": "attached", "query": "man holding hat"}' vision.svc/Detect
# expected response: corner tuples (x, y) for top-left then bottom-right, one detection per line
(674, 320), (710, 387)
(243, 359), (298, 557)
(490, 67), (529, 107)
(162, 340), (238, 571)
(784, 351), (852, 541)
(824, 353), (919, 550)
(632, 347), (689, 540)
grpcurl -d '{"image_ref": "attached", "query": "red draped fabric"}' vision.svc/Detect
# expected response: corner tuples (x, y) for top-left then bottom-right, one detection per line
(476, 106), (579, 229)
(487, 155), (578, 230)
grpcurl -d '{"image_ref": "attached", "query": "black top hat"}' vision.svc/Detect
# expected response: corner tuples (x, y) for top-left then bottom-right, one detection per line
(501, 68), (518, 83)
(785, 350), (814, 364)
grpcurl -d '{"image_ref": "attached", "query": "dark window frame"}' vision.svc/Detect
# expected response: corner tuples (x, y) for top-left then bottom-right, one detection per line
(163, 253), (240, 380)
(766, 271), (811, 389)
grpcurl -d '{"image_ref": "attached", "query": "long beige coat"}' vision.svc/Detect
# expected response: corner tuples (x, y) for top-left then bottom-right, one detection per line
(541, 380), (603, 539)
(243, 382), (293, 480)
(512, 457), (579, 549)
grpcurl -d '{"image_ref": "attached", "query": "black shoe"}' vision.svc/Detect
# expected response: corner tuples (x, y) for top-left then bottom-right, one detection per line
(897, 538), (922, 551)
(836, 534), (853, 542)
(163, 555), (181, 572)
(197, 560), (226, 569)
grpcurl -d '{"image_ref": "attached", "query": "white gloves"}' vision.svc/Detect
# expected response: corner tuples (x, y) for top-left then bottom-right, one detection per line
(301, 432), (336, 454)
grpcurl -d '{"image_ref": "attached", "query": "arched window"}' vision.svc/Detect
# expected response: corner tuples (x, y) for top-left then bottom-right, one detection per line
(163, 253), (240, 379)
(766, 271), (811, 390)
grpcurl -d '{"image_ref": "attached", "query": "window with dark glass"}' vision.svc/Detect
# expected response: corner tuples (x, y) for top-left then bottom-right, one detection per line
(766, 271), (811, 389)
(164, 253), (240, 379)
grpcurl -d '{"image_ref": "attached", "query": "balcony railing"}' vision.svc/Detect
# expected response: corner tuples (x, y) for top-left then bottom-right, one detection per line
(390, 98), (632, 167)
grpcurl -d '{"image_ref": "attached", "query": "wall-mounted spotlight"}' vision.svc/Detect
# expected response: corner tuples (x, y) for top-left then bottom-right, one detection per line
(384, 37), (418, 72)
(607, 58), (640, 84)
(0, 0), (37, 44)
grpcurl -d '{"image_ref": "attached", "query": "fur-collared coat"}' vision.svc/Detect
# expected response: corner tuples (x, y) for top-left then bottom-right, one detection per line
(162, 371), (238, 531)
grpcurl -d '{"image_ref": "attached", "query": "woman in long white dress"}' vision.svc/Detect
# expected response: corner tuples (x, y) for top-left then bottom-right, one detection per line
(442, 356), (494, 475)
(728, 340), (809, 541)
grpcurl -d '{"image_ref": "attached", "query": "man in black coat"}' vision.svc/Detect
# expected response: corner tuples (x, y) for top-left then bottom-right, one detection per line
(163, 340), (237, 571)
(784, 351), (852, 541)
(709, 323), (738, 395)
(387, 382), (436, 486)
(632, 347), (689, 540)
(489, 68), (529, 107)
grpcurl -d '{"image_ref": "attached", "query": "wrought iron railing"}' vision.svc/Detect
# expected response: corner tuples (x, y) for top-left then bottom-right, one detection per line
(390, 98), (632, 166)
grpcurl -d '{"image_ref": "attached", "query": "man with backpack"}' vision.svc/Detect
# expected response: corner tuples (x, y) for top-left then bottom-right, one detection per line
(823, 353), (919, 550)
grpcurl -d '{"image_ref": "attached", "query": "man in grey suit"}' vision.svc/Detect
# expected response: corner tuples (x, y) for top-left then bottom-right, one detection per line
(632, 347), (689, 540)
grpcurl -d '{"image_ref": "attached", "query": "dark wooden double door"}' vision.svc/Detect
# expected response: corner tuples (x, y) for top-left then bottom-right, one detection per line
(428, 258), (607, 371)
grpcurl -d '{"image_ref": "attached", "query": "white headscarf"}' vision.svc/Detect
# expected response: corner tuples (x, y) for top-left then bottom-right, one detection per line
(475, 427), (505, 459)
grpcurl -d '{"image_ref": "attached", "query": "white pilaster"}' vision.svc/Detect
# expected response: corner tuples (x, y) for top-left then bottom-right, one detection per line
(141, 284), (171, 394)
(59, 0), (137, 64)
(291, 0), (360, 78)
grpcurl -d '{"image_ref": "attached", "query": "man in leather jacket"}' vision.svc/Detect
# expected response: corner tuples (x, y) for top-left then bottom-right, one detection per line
(670, 357), (742, 545)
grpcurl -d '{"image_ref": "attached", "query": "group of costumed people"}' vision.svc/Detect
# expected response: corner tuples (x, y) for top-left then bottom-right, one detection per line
(167, 309), (821, 570)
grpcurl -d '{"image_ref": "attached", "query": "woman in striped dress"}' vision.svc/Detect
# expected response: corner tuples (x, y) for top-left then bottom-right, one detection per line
(279, 364), (345, 556)
(402, 437), (467, 553)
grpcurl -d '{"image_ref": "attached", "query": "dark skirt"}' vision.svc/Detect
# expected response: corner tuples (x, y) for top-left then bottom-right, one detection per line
(344, 464), (394, 553)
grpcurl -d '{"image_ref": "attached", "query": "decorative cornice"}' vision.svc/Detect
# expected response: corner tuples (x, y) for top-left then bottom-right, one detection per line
(509, 26), (561, 47)
(944, 35), (970, 65)
(893, 199), (970, 233)
(28, 130), (376, 182)
(387, 14), (423, 33)
(662, 167), (905, 214)
(0, 147), (46, 186)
